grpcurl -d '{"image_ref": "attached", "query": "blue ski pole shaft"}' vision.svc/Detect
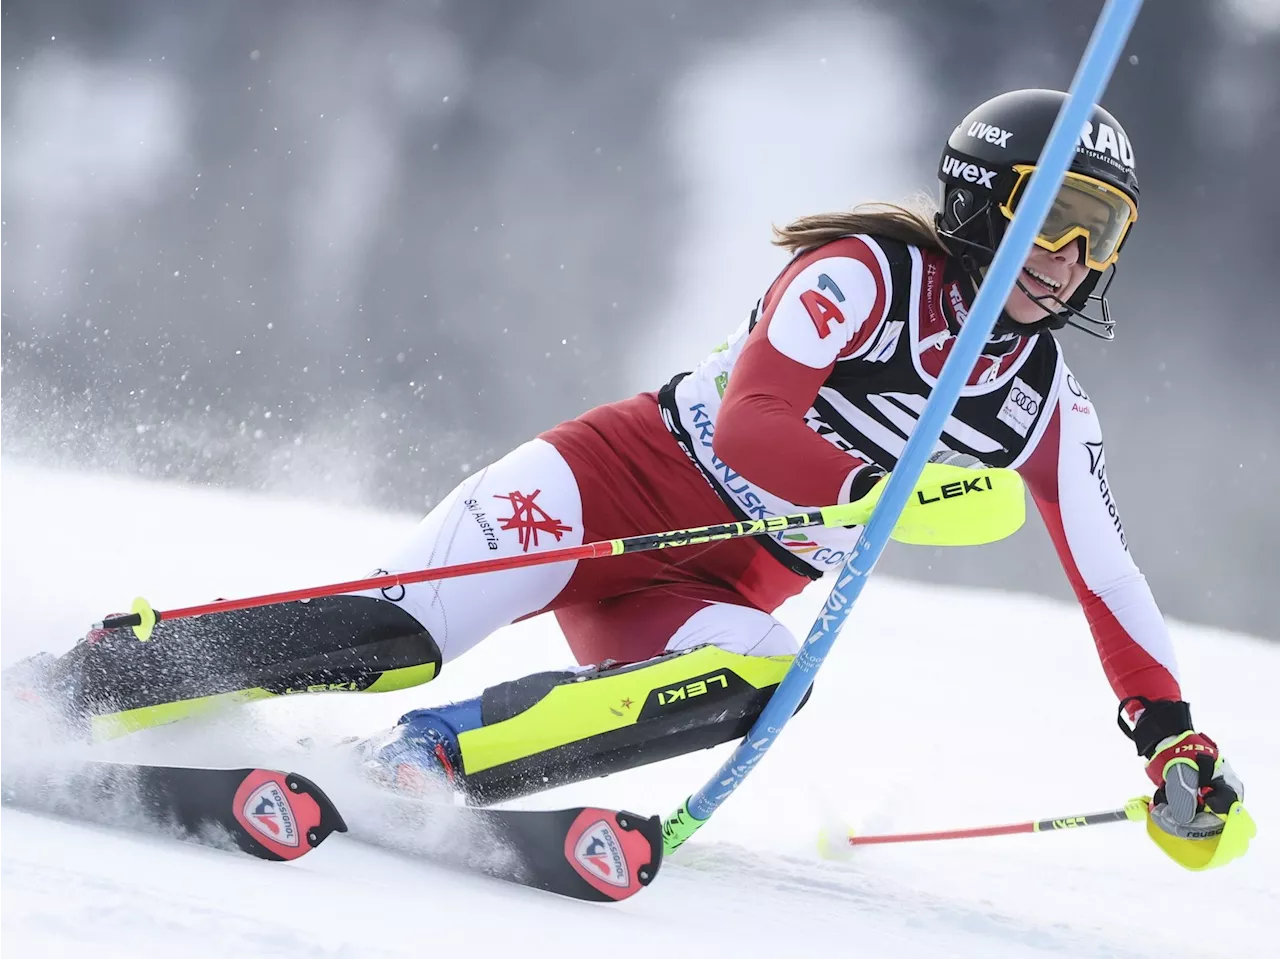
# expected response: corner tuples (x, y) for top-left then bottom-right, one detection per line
(662, 0), (1145, 853)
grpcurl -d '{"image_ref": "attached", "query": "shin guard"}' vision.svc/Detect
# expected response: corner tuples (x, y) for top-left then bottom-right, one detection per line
(388, 645), (806, 805)
(74, 595), (441, 738)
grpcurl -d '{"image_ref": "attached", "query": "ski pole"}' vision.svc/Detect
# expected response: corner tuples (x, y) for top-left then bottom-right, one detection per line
(97, 463), (1025, 640)
(821, 797), (1148, 855)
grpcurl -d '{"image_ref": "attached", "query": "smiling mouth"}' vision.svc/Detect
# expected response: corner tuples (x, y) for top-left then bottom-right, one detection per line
(1022, 267), (1062, 292)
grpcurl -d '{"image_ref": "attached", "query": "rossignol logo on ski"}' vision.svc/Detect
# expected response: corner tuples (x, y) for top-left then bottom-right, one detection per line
(941, 154), (996, 188)
(241, 780), (299, 847)
(966, 121), (1012, 147)
(494, 490), (573, 552)
(573, 820), (629, 887)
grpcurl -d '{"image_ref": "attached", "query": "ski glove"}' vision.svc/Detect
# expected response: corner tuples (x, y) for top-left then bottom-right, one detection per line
(1118, 697), (1244, 840)
(839, 451), (988, 526)
(843, 464), (887, 505)
(927, 449), (987, 469)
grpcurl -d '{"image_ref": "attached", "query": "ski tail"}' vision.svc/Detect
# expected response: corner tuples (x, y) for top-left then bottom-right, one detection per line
(224, 768), (348, 860)
(10, 762), (348, 861)
(345, 795), (663, 902)
(560, 808), (662, 901)
(441, 803), (663, 901)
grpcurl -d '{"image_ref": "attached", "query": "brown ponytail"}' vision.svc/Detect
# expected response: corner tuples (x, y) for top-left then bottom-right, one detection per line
(772, 200), (950, 256)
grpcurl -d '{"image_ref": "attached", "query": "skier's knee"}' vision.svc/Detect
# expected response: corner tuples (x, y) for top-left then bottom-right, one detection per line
(663, 602), (799, 658)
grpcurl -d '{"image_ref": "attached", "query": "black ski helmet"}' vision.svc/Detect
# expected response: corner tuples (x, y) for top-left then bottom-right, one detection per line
(936, 89), (1140, 339)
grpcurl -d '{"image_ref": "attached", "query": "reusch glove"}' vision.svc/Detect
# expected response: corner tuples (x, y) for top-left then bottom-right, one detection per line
(927, 449), (987, 469)
(1117, 696), (1244, 840)
(841, 451), (986, 527)
(844, 464), (887, 504)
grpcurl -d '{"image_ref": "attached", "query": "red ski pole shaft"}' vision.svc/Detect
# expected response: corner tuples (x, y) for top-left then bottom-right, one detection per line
(844, 798), (1148, 847)
(99, 539), (616, 631)
(96, 507), (837, 636)
(95, 463), (1025, 640)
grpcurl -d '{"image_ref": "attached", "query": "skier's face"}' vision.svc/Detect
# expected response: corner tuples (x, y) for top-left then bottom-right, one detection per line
(1004, 240), (1089, 325)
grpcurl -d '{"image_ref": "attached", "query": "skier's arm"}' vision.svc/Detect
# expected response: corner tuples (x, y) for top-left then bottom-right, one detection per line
(1015, 380), (1181, 709)
(714, 237), (891, 507)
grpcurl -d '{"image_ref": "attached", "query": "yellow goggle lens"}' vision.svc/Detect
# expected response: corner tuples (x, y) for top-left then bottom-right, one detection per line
(999, 165), (1137, 271)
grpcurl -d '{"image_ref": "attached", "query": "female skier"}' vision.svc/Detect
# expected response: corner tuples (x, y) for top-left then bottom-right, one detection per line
(30, 89), (1242, 848)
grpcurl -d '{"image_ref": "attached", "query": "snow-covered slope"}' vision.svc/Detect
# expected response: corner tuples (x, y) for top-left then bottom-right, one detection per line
(2, 461), (1273, 958)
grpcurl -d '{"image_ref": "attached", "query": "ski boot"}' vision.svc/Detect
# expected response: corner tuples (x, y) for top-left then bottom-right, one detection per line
(2, 640), (93, 739)
(358, 699), (481, 798)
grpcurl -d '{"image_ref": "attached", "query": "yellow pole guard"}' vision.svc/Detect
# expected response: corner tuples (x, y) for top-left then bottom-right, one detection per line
(1145, 800), (1256, 871)
(823, 463), (1026, 547)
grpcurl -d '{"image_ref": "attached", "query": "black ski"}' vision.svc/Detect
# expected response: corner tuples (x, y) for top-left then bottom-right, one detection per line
(5, 757), (661, 899)
(432, 803), (664, 902)
(341, 791), (664, 902)
(4, 761), (347, 861)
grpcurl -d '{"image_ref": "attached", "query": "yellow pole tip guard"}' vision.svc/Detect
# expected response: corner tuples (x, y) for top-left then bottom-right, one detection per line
(130, 596), (158, 642)
(1145, 801), (1256, 872)
(816, 825), (857, 861)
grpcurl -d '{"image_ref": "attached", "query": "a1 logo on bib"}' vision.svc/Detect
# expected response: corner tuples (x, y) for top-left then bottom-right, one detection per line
(997, 376), (1043, 437)
(572, 819), (629, 888)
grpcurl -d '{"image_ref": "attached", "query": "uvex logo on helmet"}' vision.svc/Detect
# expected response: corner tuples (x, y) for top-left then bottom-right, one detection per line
(966, 121), (1012, 148)
(941, 155), (996, 189)
(1078, 120), (1135, 170)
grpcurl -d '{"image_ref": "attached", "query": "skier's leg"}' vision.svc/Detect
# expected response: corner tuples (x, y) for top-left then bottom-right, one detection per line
(49, 438), (586, 738)
(362, 595), (803, 803)
(69, 596), (442, 739)
(351, 436), (585, 663)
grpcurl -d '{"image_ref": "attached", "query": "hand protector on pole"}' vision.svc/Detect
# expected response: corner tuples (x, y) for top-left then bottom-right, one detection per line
(1118, 696), (1255, 870)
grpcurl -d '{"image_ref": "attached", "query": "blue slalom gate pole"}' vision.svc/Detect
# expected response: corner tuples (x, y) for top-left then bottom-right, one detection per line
(663, 0), (1145, 850)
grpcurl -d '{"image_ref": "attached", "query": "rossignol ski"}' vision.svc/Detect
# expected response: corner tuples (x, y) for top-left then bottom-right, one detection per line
(3, 761), (347, 860)
(349, 799), (664, 902)
(5, 759), (663, 901)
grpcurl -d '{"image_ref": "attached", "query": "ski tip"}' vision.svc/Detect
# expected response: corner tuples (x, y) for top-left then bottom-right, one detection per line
(563, 808), (663, 901)
(232, 769), (346, 861)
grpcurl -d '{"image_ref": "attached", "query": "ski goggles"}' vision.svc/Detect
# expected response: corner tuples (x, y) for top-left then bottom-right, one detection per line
(998, 164), (1137, 272)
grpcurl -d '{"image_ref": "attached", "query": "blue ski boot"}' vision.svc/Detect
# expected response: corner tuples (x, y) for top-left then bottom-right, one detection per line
(358, 698), (483, 797)
(2, 643), (93, 740)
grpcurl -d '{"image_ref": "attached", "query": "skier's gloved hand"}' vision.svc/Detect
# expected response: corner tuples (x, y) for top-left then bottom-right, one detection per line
(1117, 696), (1244, 840)
(842, 463), (886, 505)
(836, 463), (887, 529)
(927, 449), (987, 469)
(839, 452), (988, 528)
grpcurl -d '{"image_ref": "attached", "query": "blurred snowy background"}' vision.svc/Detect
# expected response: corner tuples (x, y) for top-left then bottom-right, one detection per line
(3, 0), (1277, 636)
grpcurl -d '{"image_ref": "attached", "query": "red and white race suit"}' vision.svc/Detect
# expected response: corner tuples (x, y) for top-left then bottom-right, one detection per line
(364, 233), (1179, 712)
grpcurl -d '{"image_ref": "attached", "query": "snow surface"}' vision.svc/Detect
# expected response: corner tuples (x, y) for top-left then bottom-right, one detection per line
(2, 460), (1274, 958)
